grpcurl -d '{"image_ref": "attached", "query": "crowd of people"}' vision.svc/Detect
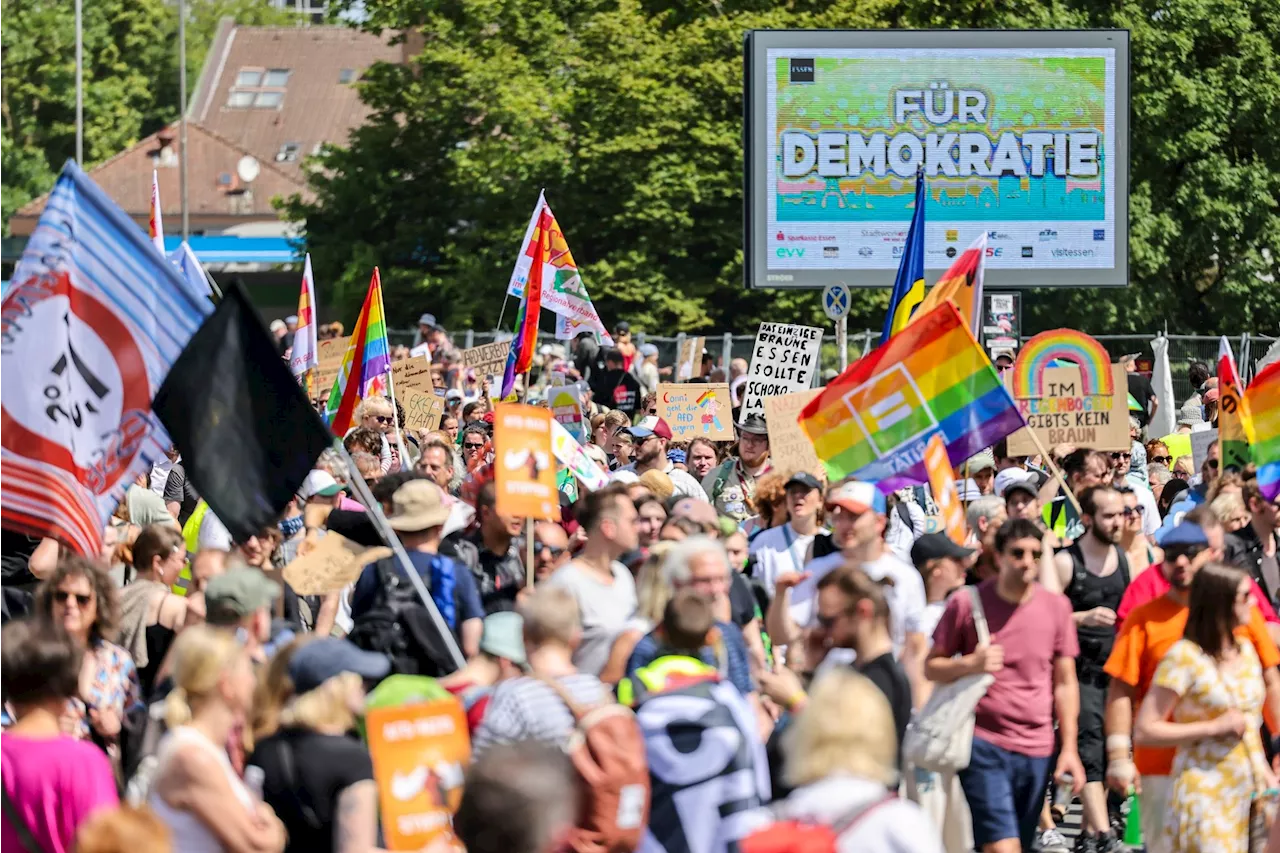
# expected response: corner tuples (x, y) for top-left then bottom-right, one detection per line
(5, 320), (1280, 853)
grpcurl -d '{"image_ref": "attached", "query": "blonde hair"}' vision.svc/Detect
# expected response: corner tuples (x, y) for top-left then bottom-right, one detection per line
(163, 625), (246, 729)
(279, 671), (361, 734)
(638, 470), (675, 502)
(519, 587), (580, 648)
(251, 635), (313, 743)
(783, 669), (898, 788)
(356, 395), (394, 422)
(1211, 492), (1248, 526)
(74, 805), (172, 853)
(635, 543), (675, 624)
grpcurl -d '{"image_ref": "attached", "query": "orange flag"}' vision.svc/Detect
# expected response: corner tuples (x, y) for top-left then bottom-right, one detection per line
(923, 432), (966, 546)
(915, 232), (986, 336)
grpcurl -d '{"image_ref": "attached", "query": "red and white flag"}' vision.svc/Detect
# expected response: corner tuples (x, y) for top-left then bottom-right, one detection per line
(148, 170), (165, 254)
(289, 254), (319, 384)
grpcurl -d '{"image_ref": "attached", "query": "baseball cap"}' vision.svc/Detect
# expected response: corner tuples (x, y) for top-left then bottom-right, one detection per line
(626, 416), (673, 441)
(1162, 521), (1209, 548)
(965, 449), (996, 474)
(995, 468), (1038, 499)
(910, 533), (976, 567)
(992, 347), (1015, 362)
(615, 321), (631, 333)
(288, 637), (392, 694)
(738, 414), (768, 436)
(667, 448), (687, 465)
(387, 480), (452, 532)
(639, 343), (659, 358)
(825, 480), (886, 515)
(418, 313), (438, 328)
(445, 388), (463, 401)
(205, 568), (281, 620)
(298, 470), (344, 500)
(785, 471), (822, 492)
(285, 314), (298, 325)
(479, 612), (527, 666)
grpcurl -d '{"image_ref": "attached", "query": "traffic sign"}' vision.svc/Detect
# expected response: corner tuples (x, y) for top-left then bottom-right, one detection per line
(823, 282), (851, 321)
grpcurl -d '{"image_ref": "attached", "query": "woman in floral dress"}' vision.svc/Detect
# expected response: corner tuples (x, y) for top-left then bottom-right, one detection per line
(1135, 563), (1278, 853)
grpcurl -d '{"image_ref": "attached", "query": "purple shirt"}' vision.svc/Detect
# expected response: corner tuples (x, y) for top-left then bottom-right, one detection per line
(931, 580), (1079, 757)
(2, 735), (119, 853)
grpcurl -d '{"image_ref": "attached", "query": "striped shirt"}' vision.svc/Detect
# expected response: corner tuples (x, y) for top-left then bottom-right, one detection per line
(471, 674), (608, 755)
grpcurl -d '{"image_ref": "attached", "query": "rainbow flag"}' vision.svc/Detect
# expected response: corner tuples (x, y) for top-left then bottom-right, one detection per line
(289, 253), (319, 392)
(799, 302), (1024, 489)
(1246, 360), (1280, 499)
(501, 207), (550, 399)
(915, 231), (986, 336)
(149, 170), (165, 254)
(1218, 337), (1252, 472)
(324, 268), (391, 435)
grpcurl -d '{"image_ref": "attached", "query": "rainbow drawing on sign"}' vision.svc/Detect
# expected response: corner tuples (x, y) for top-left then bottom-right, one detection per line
(697, 389), (723, 432)
(1011, 328), (1114, 399)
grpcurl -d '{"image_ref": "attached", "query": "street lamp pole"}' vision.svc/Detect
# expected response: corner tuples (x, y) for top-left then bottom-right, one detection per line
(74, 0), (83, 164)
(179, 0), (189, 240)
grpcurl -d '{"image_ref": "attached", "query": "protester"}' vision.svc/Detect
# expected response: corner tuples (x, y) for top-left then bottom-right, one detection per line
(443, 480), (525, 614)
(748, 472), (824, 595)
(687, 437), (720, 482)
(927, 518), (1085, 852)
(455, 741), (579, 853)
(352, 395), (397, 473)
(704, 415), (771, 522)
(1225, 479), (1280, 612)
(1123, 354), (1158, 428)
(525, 520), (572, 582)
(472, 587), (609, 753)
(1132, 563), (1276, 853)
(249, 638), (391, 853)
(415, 438), (456, 493)
(1, 620), (120, 851)
(618, 417), (708, 500)
(634, 494), (668, 550)
(1213, 491), (1253, 533)
(118, 524), (191, 696)
(747, 668), (943, 853)
(548, 483), (639, 676)
(147, 625), (287, 852)
(438, 612), (528, 733)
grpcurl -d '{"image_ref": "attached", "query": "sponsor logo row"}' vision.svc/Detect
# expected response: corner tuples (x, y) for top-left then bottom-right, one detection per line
(775, 245), (1099, 260)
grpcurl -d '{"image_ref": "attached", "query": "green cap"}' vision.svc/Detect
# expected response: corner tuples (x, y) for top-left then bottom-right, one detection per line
(205, 568), (280, 621)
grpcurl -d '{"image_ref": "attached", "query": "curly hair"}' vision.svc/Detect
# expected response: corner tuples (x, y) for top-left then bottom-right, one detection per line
(343, 427), (383, 456)
(751, 471), (790, 528)
(35, 555), (120, 644)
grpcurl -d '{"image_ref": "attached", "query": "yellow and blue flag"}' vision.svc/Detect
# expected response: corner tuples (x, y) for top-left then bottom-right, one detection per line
(880, 173), (927, 343)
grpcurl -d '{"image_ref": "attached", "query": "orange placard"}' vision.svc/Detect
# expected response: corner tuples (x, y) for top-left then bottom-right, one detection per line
(494, 403), (560, 521)
(923, 432), (966, 546)
(366, 700), (471, 850)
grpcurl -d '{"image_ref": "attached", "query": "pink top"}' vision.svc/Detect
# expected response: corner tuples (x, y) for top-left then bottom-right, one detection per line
(1116, 564), (1279, 625)
(931, 581), (1079, 757)
(338, 496), (366, 513)
(2, 734), (119, 853)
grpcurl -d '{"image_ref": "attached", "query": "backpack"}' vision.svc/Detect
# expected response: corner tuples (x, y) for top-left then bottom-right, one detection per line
(538, 676), (651, 853)
(739, 794), (899, 853)
(347, 557), (457, 677)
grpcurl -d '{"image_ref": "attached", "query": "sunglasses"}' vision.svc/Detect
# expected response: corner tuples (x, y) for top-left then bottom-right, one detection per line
(1111, 451), (1131, 460)
(1005, 546), (1042, 560)
(463, 442), (486, 451)
(1149, 455), (1172, 465)
(1122, 506), (1145, 517)
(54, 590), (92, 607)
(1165, 544), (1208, 561)
(536, 542), (567, 558)
(374, 415), (394, 425)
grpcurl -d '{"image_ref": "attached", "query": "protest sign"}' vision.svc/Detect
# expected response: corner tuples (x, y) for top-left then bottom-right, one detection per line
(657, 384), (734, 442)
(739, 323), (823, 422)
(547, 384), (586, 443)
(400, 388), (444, 433)
(1191, 428), (1218, 472)
(550, 419), (609, 491)
(366, 700), (470, 850)
(391, 356), (434, 394)
(317, 335), (351, 363)
(677, 337), (705, 381)
(762, 390), (823, 479)
(923, 434), (966, 546)
(494, 403), (559, 520)
(460, 341), (510, 382)
(282, 531), (391, 596)
(1005, 365), (1129, 456)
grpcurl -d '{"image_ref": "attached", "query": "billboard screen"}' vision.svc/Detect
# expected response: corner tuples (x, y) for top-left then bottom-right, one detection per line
(744, 30), (1129, 290)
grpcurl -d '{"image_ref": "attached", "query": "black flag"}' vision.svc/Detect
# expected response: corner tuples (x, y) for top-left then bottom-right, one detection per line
(153, 280), (332, 544)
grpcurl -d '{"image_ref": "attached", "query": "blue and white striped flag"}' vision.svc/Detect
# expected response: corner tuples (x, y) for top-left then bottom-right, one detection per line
(1, 160), (213, 556)
(169, 240), (214, 301)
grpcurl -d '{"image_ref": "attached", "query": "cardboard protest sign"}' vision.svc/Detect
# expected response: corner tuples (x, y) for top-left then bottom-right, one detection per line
(923, 433), (967, 546)
(366, 700), (470, 850)
(1005, 364), (1129, 456)
(494, 403), (559, 520)
(400, 388), (445, 433)
(762, 389), (823, 479)
(317, 335), (351, 362)
(657, 384), (734, 442)
(547, 384), (586, 443)
(282, 531), (391, 596)
(391, 356), (435, 394)
(1191, 428), (1218, 471)
(460, 341), (510, 382)
(677, 336), (705, 381)
(739, 323), (823, 422)
(550, 419), (609, 491)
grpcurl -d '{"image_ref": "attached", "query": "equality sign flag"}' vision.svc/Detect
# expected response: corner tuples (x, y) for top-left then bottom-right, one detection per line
(1218, 336), (1252, 472)
(798, 302), (1024, 490)
(507, 191), (613, 347)
(1, 160), (212, 555)
(1245, 361), (1280, 499)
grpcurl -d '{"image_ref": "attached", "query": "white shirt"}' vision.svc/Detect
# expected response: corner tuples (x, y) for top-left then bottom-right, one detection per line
(885, 501), (926, 565)
(803, 550), (926, 655)
(150, 457), (175, 496)
(618, 461), (710, 502)
(749, 522), (819, 596)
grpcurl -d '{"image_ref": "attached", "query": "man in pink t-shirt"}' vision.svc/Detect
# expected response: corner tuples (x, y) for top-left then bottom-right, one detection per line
(928, 517), (1086, 852)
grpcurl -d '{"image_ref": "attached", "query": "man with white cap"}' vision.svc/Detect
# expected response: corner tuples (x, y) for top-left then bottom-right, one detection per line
(617, 416), (708, 501)
(997, 468), (1041, 521)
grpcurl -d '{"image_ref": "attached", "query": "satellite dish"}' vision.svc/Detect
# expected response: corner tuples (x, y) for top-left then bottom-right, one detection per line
(236, 156), (260, 183)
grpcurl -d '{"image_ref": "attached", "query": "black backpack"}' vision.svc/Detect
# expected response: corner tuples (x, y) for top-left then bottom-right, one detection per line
(347, 558), (457, 677)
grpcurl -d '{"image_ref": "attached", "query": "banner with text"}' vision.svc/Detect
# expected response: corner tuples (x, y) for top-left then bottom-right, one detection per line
(1005, 364), (1129, 455)
(677, 337), (705, 381)
(762, 389), (824, 479)
(657, 384), (735, 442)
(740, 323), (823, 422)
(494, 403), (559, 520)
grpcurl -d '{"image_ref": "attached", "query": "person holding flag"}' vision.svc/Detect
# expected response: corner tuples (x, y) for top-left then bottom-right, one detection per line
(879, 172), (926, 343)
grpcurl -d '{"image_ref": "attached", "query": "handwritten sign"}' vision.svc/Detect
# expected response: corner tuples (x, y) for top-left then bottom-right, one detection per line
(550, 419), (609, 491)
(367, 700), (470, 850)
(762, 389), (823, 479)
(494, 403), (559, 520)
(1191, 428), (1218, 471)
(317, 336), (351, 363)
(677, 336), (705, 381)
(391, 356), (434, 394)
(400, 388), (445, 433)
(546, 384), (586, 443)
(739, 323), (823, 422)
(1006, 364), (1129, 455)
(657, 383), (734, 442)
(460, 341), (510, 381)
(282, 532), (391, 596)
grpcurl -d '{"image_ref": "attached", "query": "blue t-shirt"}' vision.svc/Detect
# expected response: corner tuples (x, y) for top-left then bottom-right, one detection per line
(625, 620), (756, 697)
(350, 551), (484, 634)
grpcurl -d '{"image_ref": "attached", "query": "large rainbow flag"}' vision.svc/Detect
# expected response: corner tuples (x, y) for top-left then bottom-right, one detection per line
(324, 268), (391, 435)
(799, 302), (1025, 489)
(1218, 337), (1252, 472)
(1246, 360), (1280, 499)
(501, 207), (550, 399)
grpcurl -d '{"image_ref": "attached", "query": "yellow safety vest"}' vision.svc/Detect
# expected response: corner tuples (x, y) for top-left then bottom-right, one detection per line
(617, 655), (719, 708)
(173, 501), (209, 596)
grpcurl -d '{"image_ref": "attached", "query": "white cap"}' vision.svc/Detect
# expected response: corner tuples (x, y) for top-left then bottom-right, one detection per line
(609, 470), (640, 485)
(198, 512), (233, 552)
(298, 470), (343, 500)
(995, 468), (1038, 498)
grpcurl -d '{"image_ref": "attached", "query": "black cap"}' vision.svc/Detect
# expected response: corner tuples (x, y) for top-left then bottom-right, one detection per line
(738, 414), (768, 436)
(615, 321), (631, 333)
(785, 471), (822, 491)
(910, 532), (976, 567)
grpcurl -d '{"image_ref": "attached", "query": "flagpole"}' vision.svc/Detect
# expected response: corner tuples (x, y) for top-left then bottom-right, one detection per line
(178, 0), (189, 241)
(75, 0), (83, 165)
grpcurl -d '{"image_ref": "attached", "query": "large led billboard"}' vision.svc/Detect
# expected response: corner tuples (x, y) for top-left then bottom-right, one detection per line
(744, 30), (1129, 289)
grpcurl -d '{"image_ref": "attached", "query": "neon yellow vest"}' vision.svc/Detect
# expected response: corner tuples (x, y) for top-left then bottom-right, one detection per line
(617, 655), (718, 708)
